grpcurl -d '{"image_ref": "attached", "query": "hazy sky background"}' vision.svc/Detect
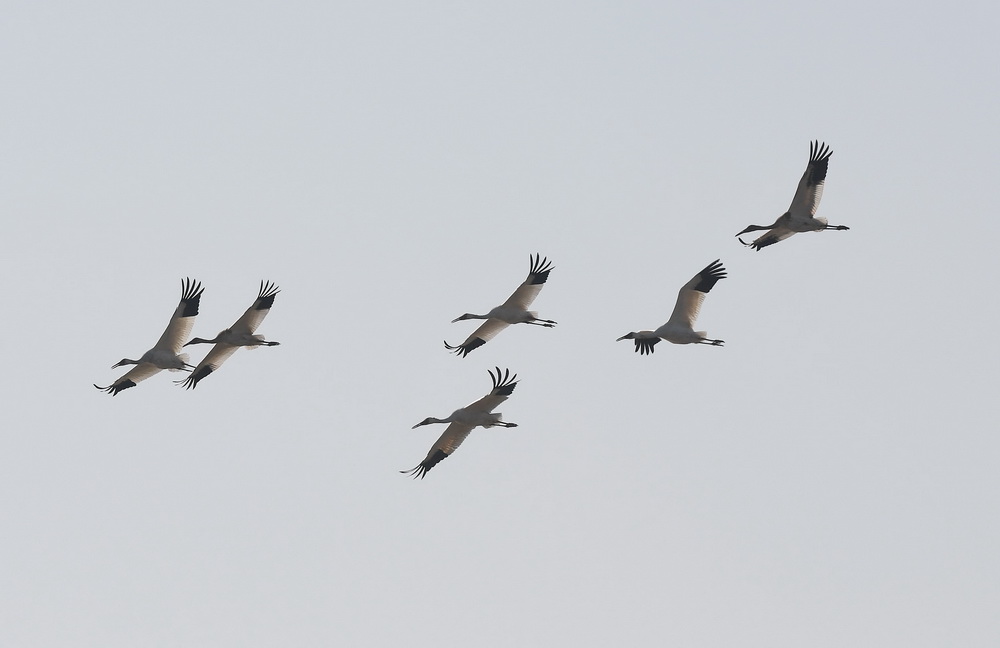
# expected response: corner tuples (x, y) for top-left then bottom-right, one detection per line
(3, 1), (999, 646)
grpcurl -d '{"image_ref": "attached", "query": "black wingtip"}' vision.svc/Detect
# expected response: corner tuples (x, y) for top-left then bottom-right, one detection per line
(400, 466), (429, 479)
(175, 365), (213, 390)
(94, 379), (136, 396)
(809, 140), (832, 162)
(693, 260), (727, 293)
(444, 338), (484, 357)
(179, 277), (204, 316)
(527, 253), (554, 285)
(256, 280), (280, 310)
(489, 366), (518, 394)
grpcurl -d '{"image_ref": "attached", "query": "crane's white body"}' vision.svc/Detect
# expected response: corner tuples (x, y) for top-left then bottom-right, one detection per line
(617, 260), (727, 355)
(402, 368), (519, 479)
(177, 281), (280, 389)
(445, 254), (555, 357)
(736, 141), (849, 250)
(94, 278), (204, 396)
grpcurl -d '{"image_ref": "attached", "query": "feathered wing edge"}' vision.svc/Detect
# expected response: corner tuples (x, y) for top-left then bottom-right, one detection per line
(154, 277), (204, 353)
(666, 260), (727, 329)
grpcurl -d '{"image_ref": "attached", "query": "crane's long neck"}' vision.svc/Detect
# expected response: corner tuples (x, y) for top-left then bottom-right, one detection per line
(737, 222), (775, 235)
(185, 336), (219, 346)
(453, 313), (488, 322)
(112, 358), (139, 368)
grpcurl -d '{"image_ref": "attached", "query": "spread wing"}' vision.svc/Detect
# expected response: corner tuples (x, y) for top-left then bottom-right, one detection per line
(745, 226), (797, 251)
(94, 363), (163, 396)
(232, 280), (279, 335)
(175, 344), (240, 390)
(501, 253), (553, 311)
(787, 140), (831, 217)
(465, 366), (517, 413)
(444, 319), (511, 357)
(400, 422), (476, 479)
(665, 260), (727, 329)
(153, 278), (204, 353)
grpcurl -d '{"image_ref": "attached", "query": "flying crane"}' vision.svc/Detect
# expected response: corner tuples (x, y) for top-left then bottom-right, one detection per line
(402, 367), (519, 479)
(95, 278), (204, 396)
(736, 140), (849, 250)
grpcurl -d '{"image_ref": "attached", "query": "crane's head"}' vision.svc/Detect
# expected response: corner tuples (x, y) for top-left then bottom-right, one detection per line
(183, 337), (212, 347)
(412, 417), (438, 429)
(111, 358), (138, 369)
(451, 313), (477, 323)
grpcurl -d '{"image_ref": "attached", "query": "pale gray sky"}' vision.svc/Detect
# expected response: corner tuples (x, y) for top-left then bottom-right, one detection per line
(3, 1), (999, 646)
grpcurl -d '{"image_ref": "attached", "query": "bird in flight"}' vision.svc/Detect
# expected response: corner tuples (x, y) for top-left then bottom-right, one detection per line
(444, 254), (555, 357)
(95, 278), (204, 396)
(402, 367), (519, 479)
(736, 140), (849, 250)
(176, 281), (281, 390)
(617, 260), (727, 355)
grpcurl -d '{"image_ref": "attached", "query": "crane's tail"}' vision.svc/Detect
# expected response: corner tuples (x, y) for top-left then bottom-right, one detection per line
(169, 353), (194, 371)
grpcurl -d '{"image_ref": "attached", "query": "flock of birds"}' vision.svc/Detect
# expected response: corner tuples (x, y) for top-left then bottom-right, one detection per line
(94, 280), (281, 396)
(95, 140), (849, 479)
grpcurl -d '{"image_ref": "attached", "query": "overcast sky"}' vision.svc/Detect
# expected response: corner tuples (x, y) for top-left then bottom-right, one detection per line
(3, 1), (999, 646)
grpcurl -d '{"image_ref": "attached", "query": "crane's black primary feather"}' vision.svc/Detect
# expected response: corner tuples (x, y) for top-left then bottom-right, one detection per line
(692, 260), (727, 293)
(177, 365), (214, 390)
(489, 366), (518, 395)
(93, 379), (136, 396)
(804, 140), (832, 188)
(444, 338), (486, 357)
(179, 277), (204, 317)
(400, 449), (449, 479)
(255, 280), (280, 311)
(527, 253), (554, 285)
(633, 338), (659, 355)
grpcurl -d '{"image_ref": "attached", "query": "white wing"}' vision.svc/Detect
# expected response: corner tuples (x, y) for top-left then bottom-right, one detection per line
(153, 278), (204, 353)
(444, 319), (512, 357)
(501, 253), (554, 311)
(787, 140), (831, 218)
(746, 227), (798, 251)
(666, 260), (727, 329)
(231, 280), (279, 335)
(176, 343), (240, 390)
(94, 363), (164, 396)
(402, 422), (476, 479)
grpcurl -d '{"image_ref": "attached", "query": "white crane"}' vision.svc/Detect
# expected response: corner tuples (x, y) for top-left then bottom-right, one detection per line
(402, 367), (519, 479)
(176, 280), (280, 389)
(94, 278), (204, 396)
(444, 254), (556, 357)
(736, 140), (849, 250)
(617, 260), (727, 354)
